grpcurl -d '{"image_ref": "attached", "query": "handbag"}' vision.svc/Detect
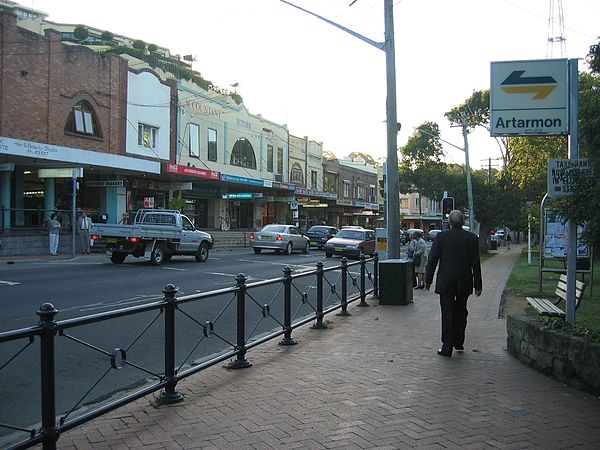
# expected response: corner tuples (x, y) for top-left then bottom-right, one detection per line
(413, 254), (422, 266)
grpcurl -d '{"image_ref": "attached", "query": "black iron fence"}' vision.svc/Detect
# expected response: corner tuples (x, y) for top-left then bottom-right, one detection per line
(0, 254), (379, 450)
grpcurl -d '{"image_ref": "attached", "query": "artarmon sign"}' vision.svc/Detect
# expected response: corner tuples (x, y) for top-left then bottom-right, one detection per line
(490, 59), (568, 136)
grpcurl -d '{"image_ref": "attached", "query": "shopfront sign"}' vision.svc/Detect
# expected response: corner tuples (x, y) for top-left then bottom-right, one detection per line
(221, 174), (265, 187)
(366, 203), (380, 211)
(302, 203), (328, 208)
(271, 181), (296, 191)
(163, 163), (219, 180)
(0, 136), (160, 173)
(157, 182), (193, 191)
(221, 192), (263, 200)
(39, 168), (83, 178)
(144, 197), (155, 208)
(86, 180), (125, 188)
(352, 200), (366, 208)
(295, 187), (337, 199)
(337, 199), (352, 206)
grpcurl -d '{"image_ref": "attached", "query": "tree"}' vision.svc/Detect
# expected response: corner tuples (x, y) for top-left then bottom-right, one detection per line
(73, 25), (89, 43)
(100, 30), (114, 43)
(557, 41), (600, 248)
(147, 43), (158, 53)
(132, 39), (146, 51)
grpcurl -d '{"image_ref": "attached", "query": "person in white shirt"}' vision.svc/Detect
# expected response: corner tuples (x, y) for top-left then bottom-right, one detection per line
(78, 211), (92, 254)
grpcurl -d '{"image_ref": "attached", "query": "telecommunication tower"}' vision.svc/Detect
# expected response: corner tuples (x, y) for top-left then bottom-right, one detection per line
(546, 0), (566, 58)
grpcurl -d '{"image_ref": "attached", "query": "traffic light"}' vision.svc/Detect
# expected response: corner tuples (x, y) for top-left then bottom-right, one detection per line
(379, 175), (386, 198)
(442, 197), (454, 221)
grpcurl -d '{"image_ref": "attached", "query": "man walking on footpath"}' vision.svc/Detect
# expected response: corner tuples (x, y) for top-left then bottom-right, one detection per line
(425, 210), (482, 357)
(78, 211), (92, 254)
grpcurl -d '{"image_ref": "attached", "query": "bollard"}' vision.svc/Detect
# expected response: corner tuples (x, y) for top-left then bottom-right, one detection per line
(280, 266), (298, 345)
(336, 257), (351, 316)
(311, 261), (327, 329)
(373, 251), (379, 298)
(159, 284), (183, 403)
(358, 254), (369, 307)
(37, 303), (59, 450)
(229, 273), (252, 368)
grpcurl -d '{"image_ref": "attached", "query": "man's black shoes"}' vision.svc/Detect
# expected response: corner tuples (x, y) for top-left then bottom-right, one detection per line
(454, 346), (464, 352)
(437, 349), (452, 357)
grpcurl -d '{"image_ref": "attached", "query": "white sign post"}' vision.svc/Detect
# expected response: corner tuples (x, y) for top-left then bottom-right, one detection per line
(491, 59), (568, 136)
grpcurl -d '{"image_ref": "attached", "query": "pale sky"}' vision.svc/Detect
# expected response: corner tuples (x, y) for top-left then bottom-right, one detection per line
(28, 0), (600, 169)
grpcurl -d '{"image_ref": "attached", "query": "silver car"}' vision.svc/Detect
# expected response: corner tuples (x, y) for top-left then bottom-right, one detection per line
(250, 224), (310, 255)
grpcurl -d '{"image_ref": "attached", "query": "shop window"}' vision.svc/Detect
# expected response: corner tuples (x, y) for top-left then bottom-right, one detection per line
(208, 128), (217, 161)
(324, 173), (337, 193)
(65, 101), (101, 137)
(277, 147), (283, 175)
(267, 145), (274, 173)
(291, 163), (304, 184)
(138, 123), (158, 149)
(343, 180), (351, 198)
(311, 170), (318, 190)
(189, 123), (200, 157)
(230, 138), (257, 169)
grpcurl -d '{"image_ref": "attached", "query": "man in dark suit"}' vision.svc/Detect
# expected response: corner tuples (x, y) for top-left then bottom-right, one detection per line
(425, 210), (482, 357)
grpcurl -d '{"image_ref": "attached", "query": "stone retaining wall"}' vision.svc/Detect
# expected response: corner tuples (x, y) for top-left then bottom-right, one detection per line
(507, 314), (600, 396)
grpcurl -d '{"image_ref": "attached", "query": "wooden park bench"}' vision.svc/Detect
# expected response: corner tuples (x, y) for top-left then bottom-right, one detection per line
(527, 274), (586, 319)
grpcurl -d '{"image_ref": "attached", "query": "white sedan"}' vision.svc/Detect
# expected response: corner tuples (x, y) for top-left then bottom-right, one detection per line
(249, 224), (310, 255)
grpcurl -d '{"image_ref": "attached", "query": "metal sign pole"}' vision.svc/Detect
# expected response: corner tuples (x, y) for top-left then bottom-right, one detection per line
(565, 58), (579, 324)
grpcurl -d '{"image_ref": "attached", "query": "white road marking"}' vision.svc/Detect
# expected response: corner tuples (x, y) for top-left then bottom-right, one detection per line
(0, 280), (20, 286)
(162, 266), (187, 271)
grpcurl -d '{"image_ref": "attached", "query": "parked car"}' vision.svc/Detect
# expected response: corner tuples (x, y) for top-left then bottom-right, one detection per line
(249, 224), (310, 255)
(341, 225), (364, 230)
(402, 228), (424, 244)
(304, 225), (338, 249)
(324, 228), (376, 259)
(425, 229), (442, 241)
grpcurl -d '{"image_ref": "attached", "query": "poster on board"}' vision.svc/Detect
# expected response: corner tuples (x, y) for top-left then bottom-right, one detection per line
(543, 208), (588, 259)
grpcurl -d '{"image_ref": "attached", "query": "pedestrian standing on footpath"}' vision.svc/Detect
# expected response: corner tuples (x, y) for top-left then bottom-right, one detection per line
(78, 211), (92, 254)
(413, 231), (428, 289)
(505, 233), (511, 252)
(407, 232), (418, 288)
(425, 210), (482, 357)
(48, 213), (61, 256)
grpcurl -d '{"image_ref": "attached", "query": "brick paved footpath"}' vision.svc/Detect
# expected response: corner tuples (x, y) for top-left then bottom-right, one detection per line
(58, 246), (600, 449)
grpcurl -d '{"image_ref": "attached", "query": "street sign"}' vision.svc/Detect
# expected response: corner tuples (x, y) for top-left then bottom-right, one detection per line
(547, 158), (591, 198)
(490, 59), (568, 136)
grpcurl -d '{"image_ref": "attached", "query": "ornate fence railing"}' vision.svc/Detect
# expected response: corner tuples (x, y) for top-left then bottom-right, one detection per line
(0, 254), (379, 450)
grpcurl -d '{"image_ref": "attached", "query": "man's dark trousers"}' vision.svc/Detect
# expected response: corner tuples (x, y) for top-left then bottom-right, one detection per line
(439, 291), (468, 353)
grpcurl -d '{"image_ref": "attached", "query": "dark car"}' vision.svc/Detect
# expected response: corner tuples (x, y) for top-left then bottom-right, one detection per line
(304, 225), (338, 249)
(425, 229), (442, 241)
(324, 228), (375, 259)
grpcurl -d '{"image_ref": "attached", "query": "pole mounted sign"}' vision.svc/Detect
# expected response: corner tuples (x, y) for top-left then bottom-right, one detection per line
(490, 59), (568, 136)
(547, 158), (591, 198)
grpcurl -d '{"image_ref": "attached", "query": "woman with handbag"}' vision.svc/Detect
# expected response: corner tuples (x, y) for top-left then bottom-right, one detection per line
(414, 231), (428, 289)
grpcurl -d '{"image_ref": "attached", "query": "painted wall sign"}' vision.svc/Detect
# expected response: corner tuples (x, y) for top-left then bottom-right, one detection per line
(39, 168), (83, 178)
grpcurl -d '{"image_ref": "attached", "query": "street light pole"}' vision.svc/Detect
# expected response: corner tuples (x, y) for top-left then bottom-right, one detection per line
(279, 0), (401, 258)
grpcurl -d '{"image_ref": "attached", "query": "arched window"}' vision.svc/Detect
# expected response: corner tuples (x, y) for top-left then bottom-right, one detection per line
(230, 138), (257, 169)
(290, 163), (304, 184)
(64, 100), (101, 137)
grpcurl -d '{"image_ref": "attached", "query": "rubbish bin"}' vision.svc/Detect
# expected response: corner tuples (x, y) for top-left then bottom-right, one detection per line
(490, 239), (498, 250)
(378, 258), (413, 305)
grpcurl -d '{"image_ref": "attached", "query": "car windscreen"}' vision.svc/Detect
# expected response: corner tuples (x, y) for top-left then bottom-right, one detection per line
(261, 225), (286, 233)
(308, 226), (328, 232)
(335, 230), (365, 240)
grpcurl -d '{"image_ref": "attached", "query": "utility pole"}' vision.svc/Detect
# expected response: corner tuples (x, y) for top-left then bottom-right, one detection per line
(279, 0), (401, 258)
(461, 117), (475, 233)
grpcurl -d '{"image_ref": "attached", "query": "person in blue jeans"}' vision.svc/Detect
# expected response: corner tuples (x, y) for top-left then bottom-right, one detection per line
(48, 213), (61, 256)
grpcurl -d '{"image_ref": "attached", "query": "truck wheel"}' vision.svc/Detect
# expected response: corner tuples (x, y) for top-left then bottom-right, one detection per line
(150, 244), (165, 266)
(253, 248), (262, 255)
(110, 252), (126, 264)
(195, 242), (209, 262)
(285, 242), (293, 255)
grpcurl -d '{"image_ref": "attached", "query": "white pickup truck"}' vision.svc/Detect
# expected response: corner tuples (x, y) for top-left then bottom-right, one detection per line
(90, 209), (214, 265)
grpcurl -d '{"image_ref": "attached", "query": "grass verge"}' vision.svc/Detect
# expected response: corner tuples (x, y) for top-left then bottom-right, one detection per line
(504, 251), (600, 332)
